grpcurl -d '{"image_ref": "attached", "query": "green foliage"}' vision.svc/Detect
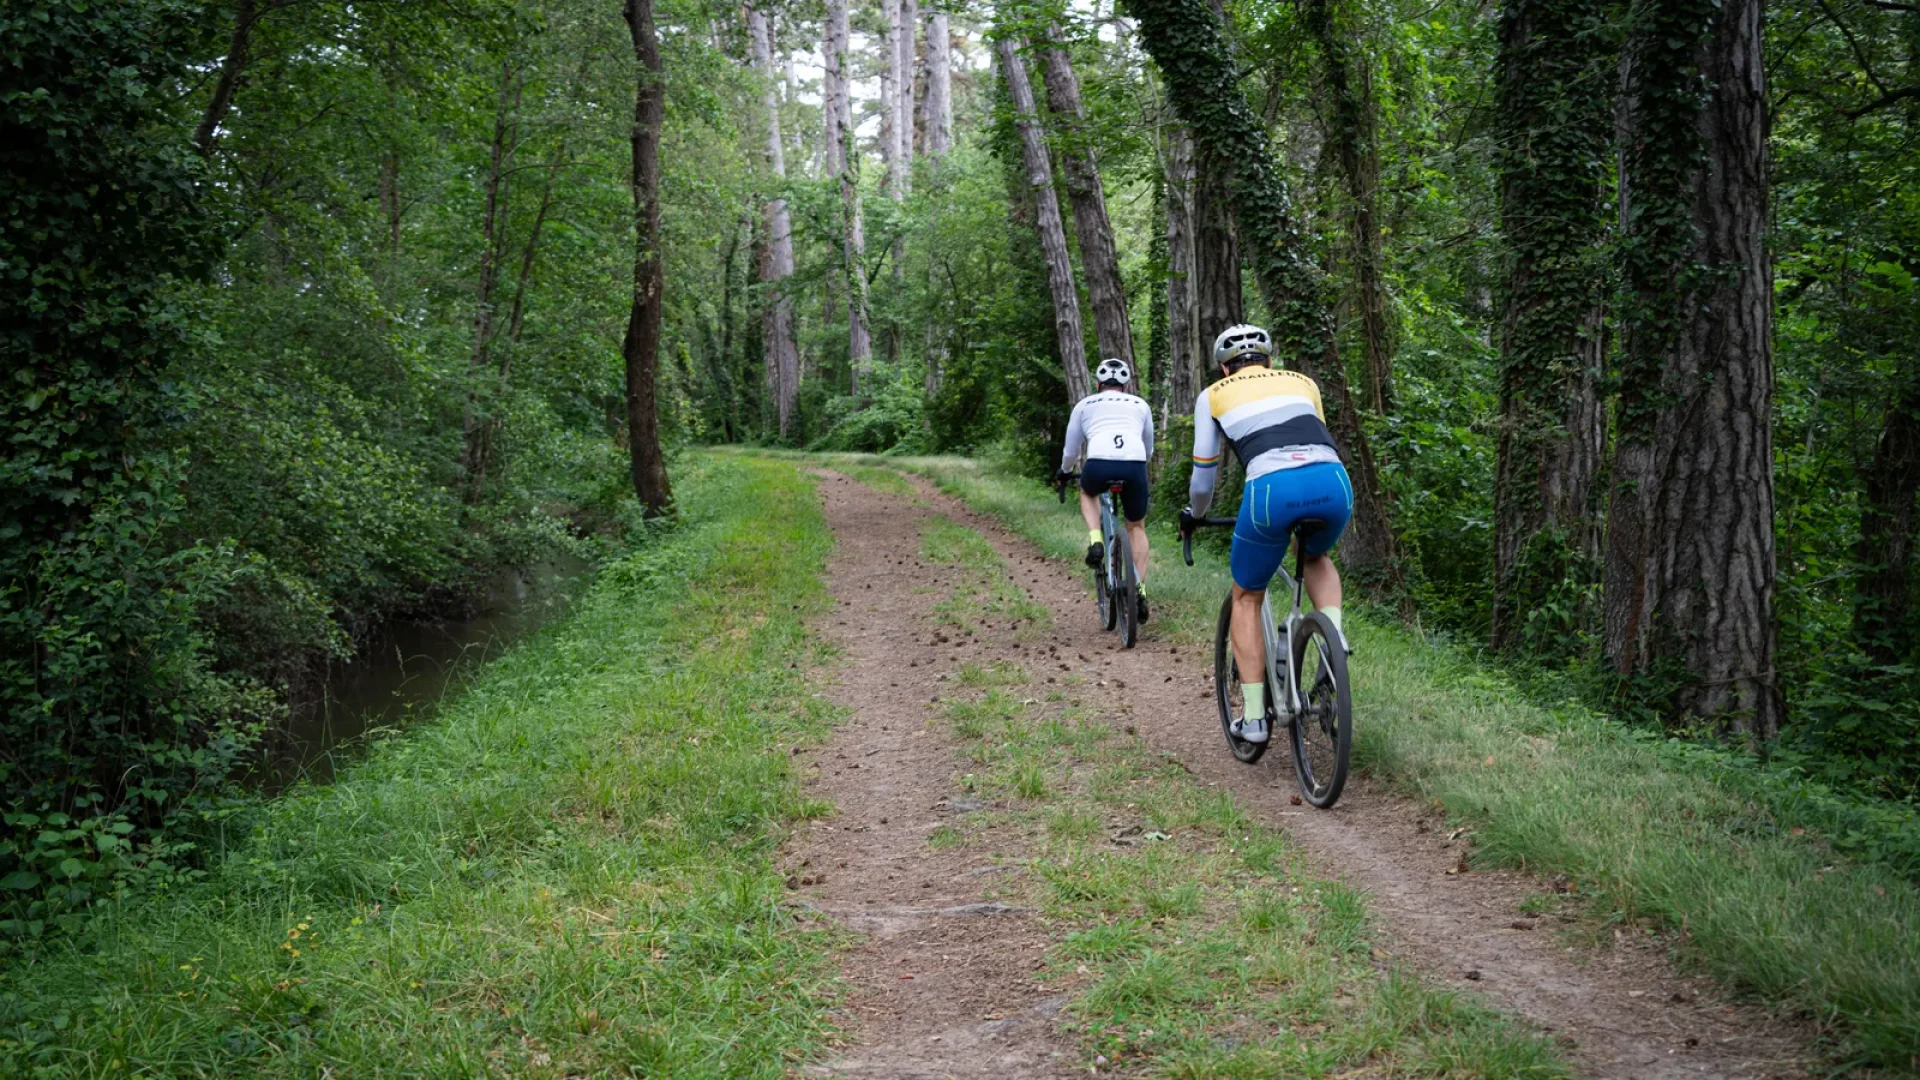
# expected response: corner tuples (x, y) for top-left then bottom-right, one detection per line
(0, 0), (260, 917)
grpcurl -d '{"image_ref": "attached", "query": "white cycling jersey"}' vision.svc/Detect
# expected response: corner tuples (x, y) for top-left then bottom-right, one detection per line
(1061, 389), (1154, 467)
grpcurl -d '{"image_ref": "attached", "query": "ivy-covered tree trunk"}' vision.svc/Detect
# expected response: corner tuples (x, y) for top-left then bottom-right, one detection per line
(624, 0), (673, 516)
(1303, 0), (1393, 416)
(748, 5), (799, 439)
(1605, 0), (1775, 737)
(1042, 29), (1134, 376)
(997, 36), (1092, 405)
(1490, 0), (1609, 654)
(824, 0), (872, 394)
(1124, 0), (1403, 592)
(1165, 127), (1198, 418)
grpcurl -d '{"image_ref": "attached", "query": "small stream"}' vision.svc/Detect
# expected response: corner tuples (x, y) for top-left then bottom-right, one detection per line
(257, 556), (589, 792)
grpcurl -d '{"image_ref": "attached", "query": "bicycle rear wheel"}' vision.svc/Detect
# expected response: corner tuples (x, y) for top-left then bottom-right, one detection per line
(1097, 515), (1120, 631)
(1287, 611), (1351, 807)
(1116, 530), (1138, 648)
(1213, 593), (1268, 764)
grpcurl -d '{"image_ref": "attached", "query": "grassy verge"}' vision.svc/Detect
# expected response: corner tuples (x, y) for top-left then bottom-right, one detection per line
(0, 455), (842, 1079)
(808, 451), (1919, 1075)
(916, 511), (1570, 1078)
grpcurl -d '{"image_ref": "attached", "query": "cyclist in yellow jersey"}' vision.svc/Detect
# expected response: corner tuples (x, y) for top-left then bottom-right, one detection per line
(1183, 325), (1353, 745)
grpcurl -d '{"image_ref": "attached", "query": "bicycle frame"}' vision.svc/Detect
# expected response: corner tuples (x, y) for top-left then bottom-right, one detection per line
(1185, 514), (1313, 718)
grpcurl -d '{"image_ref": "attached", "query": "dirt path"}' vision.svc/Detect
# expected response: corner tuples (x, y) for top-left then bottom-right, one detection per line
(788, 472), (1078, 1079)
(904, 477), (1811, 1080)
(792, 466), (1808, 1080)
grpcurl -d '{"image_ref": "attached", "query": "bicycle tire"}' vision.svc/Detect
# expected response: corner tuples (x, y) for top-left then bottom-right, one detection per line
(1117, 528), (1138, 648)
(1098, 516), (1120, 632)
(1287, 611), (1352, 807)
(1213, 593), (1269, 764)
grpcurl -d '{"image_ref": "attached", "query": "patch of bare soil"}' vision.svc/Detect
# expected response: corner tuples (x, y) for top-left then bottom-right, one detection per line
(786, 471), (1078, 1080)
(905, 476), (1813, 1080)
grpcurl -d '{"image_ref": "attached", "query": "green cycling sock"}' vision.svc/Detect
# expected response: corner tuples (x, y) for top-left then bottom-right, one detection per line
(1088, 528), (1103, 545)
(1321, 605), (1343, 636)
(1242, 681), (1266, 720)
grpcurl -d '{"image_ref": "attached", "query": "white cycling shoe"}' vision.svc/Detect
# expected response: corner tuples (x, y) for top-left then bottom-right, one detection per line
(1230, 711), (1271, 745)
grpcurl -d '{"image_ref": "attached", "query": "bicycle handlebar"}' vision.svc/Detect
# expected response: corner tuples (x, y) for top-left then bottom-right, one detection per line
(1053, 471), (1079, 504)
(1179, 510), (1235, 566)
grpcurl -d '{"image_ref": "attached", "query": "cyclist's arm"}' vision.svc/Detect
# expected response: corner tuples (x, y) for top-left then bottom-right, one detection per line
(1141, 398), (1156, 460)
(1188, 389), (1223, 518)
(1060, 398), (1089, 472)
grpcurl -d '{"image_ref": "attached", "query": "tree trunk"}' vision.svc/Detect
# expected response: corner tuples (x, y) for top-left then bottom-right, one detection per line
(1190, 142), (1242, 367)
(461, 60), (521, 503)
(925, 13), (953, 157)
(1490, 0), (1609, 653)
(1855, 376), (1920, 667)
(1166, 127), (1198, 418)
(824, 0), (873, 393)
(624, 0), (674, 516)
(1125, 0), (1404, 594)
(1605, 0), (1775, 737)
(195, 0), (259, 154)
(749, 5), (799, 438)
(1149, 157), (1171, 427)
(1042, 29), (1134, 376)
(997, 37), (1092, 405)
(1303, 0), (1393, 415)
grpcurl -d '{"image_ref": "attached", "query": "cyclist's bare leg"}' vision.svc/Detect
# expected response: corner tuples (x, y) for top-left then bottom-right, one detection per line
(1229, 584), (1266, 689)
(1077, 490), (1102, 535)
(1301, 551), (1342, 610)
(1124, 518), (1149, 585)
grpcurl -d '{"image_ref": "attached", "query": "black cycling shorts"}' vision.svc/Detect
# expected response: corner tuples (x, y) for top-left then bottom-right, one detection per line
(1079, 458), (1151, 522)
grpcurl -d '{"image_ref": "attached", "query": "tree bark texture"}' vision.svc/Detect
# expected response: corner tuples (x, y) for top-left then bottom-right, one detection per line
(997, 37), (1092, 405)
(824, 0), (873, 391)
(1126, 0), (1402, 593)
(925, 13), (954, 158)
(1854, 376), (1920, 667)
(1303, 0), (1393, 416)
(1165, 127), (1198, 418)
(195, 0), (259, 154)
(748, 5), (800, 438)
(1606, 0), (1775, 736)
(1490, 0), (1609, 653)
(624, 0), (674, 516)
(1149, 158), (1171, 426)
(1190, 143), (1243, 365)
(1042, 29), (1135, 377)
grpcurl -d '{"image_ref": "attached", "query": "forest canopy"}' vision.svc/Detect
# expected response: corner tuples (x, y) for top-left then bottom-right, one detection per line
(5, 0), (1920, 927)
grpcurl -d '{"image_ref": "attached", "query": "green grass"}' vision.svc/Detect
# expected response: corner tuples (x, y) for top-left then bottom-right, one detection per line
(918, 512), (1568, 1079)
(874, 452), (1920, 1074)
(0, 456), (842, 1079)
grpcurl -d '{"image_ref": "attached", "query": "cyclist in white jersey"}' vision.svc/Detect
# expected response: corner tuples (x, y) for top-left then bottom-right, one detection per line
(1057, 359), (1155, 622)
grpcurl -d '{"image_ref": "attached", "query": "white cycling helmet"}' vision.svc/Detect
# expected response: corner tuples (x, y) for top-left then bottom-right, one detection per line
(1212, 324), (1273, 368)
(1094, 358), (1132, 387)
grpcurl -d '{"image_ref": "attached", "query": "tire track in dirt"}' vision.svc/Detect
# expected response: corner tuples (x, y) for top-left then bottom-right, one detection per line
(900, 474), (1813, 1080)
(787, 471), (1079, 1080)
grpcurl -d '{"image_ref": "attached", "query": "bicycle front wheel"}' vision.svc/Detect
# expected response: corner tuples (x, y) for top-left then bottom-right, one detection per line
(1288, 611), (1352, 807)
(1213, 593), (1268, 764)
(1117, 530), (1138, 648)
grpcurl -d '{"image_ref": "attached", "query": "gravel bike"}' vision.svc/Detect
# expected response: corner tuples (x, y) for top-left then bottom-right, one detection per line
(1181, 512), (1352, 807)
(1057, 472), (1139, 649)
